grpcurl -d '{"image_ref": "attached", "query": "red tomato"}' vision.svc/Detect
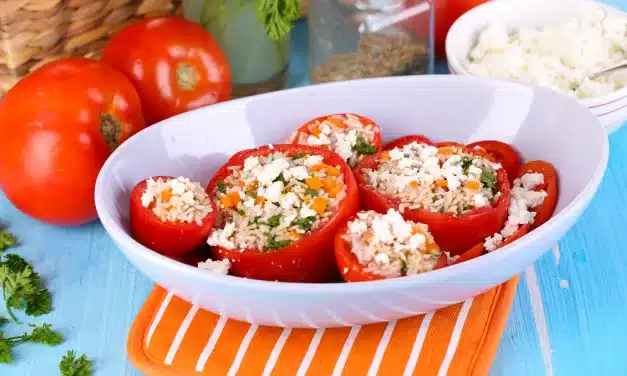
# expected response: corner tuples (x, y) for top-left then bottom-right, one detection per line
(383, 135), (433, 150)
(354, 149), (511, 255)
(206, 145), (360, 283)
(455, 224), (530, 265)
(518, 161), (558, 228)
(129, 176), (218, 258)
(467, 140), (522, 183)
(289, 113), (383, 166)
(102, 16), (232, 126)
(0, 57), (145, 226)
(334, 220), (446, 283)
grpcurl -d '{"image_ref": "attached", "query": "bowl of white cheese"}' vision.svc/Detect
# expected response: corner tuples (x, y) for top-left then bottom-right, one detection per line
(446, 0), (627, 133)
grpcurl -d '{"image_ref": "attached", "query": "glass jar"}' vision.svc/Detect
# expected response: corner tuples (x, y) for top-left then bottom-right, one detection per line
(309, 0), (434, 84)
(182, 0), (290, 98)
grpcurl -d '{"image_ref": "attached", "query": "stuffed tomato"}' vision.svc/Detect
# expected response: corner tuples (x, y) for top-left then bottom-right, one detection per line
(354, 141), (511, 255)
(467, 140), (521, 183)
(206, 144), (359, 282)
(335, 209), (446, 282)
(130, 176), (217, 257)
(456, 159), (558, 263)
(288, 113), (382, 168)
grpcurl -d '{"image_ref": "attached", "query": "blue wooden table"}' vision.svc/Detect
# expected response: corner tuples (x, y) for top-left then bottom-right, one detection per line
(3, 3), (627, 375)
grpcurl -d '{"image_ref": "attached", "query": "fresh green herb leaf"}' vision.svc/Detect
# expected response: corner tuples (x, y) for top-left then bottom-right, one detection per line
(353, 137), (377, 155)
(461, 157), (474, 173)
(0, 323), (62, 364)
(0, 254), (52, 322)
(400, 259), (409, 276)
(305, 188), (319, 197)
(256, 0), (301, 41)
(480, 168), (497, 191)
(216, 180), (226, 194)
(265, 234), (292, 250)
(291, 152), (306, 160)
(273, 173), (287, 184)
(267, 214), (282, 228)
(432, 196), (438, 203)
(237, 210), (246, 216)
(292, 216), (316, 233)
(0, 231), (16, 253)
(60, 350), (92, 376)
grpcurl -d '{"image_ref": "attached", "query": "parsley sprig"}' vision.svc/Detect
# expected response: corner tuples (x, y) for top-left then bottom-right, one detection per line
(353, 137), (377, 155)
(0, 229), (17, 253)
(0, 254), (52, 322)
(0, 323), (63, 364)
(60, 350), (93, 376)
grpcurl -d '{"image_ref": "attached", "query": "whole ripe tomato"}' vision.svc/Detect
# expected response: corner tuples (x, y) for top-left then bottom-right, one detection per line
(0, 57), (145, 226)
(102, 16), (232, 126)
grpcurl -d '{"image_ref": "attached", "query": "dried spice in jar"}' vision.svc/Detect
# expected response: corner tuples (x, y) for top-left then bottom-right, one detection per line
(309, 0), (434, 84)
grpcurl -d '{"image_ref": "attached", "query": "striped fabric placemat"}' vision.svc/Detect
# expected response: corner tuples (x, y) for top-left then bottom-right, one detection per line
(128, 277), (518, 376)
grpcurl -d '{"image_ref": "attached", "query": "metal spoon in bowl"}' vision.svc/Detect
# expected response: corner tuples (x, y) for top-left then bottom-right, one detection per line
(588, 62), (627, 81)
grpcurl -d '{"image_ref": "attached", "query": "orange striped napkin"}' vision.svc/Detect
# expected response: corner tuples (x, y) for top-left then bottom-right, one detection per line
(128, 277), (518, 376)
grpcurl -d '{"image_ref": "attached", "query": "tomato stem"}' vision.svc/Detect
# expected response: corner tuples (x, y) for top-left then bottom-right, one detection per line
(177, 62), (200, 91)
(100, 113), (122, 149)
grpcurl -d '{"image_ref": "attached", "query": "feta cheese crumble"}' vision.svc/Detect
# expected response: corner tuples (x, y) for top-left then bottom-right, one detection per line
(140, 177), (212, 225)
(342, 209), (442, 278)
(362, 142), (502, 215)
(464, 9), (627, 99)
(484, 173), (548, 251)
(208, 151), (347, 252)
(198, 258), (231, 275)
(289, 114), (378, 167)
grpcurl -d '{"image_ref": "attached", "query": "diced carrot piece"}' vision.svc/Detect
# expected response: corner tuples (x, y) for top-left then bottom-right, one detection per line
(326, 117), (346, 128)
(160, 189), (172, 202)
(329, 186), (343, 198)
(289, 231), (302, 239)
(465, 180), (481, 190)
(227, 192), (240, 206)
(254, 196), (265, 205)
(220, 195), (233, 208)
(381, 151), (390, 160)
(435, 179), (448, 188)
(438, 147), (454, 155)
(322, 178), (335, 191)
(310, 125), (321, 136)
(311, 197), (328, 214)
(326, 166), (341, 176)
(237, 180), (245, 187)
(305, 177), (323, 190)
(311, 164), (328, 171)
(409, 181), (419, 188)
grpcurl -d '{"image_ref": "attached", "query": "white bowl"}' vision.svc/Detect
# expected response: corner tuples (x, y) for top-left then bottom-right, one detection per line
(445, 0), (627, 134)
(95, 75), (608, 328)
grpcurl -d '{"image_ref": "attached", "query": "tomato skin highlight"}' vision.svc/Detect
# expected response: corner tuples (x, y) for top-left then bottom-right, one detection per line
(334, 220), (446, 282)
(383, 135), (433, 150)
(206, 144), (360, 283)
(518, 161), (558, 228)
(290, 114), (383, 161)
(467, 140), (521, 184)
(0, 57), (145, 226)
(129, 176), (218, 258)
(354, 149), (511, 256)
(102, 16), (232, 125)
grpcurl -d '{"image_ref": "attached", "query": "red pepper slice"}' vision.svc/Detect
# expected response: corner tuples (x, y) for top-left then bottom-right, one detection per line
(518, 160), (558, 229)
(289, 113), (383, 163)
(129, 175), (218, 258)
(467, 140), (522, 184)
(206, 144), (360, 283)
(334, 219), (446, 282)
(383, 135), (433, 150)
(354, 148), (511, 256)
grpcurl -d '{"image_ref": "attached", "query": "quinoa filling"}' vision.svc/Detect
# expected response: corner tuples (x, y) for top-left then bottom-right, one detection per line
(208, 152), (347, 252)
(140, 177), (212, 225)
(363, 142), (502, 215)
(290, 114), (378, 167)
(343, 209), (442, 278)
(484, 173), (547, 251)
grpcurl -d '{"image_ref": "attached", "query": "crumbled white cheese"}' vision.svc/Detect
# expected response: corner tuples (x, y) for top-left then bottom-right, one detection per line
(521, 173), (544, 190)
(256, 157), (290, 186)
(264, 181), (284, 202)
(208, 222), (236, 249)
(304, 155), (324, 167)
(465, 10), (627, 99)
(300, 205), (318, 218)
(198, 258), (231, 275)
(290, 166), (310, 180)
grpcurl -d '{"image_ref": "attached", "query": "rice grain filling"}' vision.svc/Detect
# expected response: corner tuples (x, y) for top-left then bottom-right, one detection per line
(291, 114), (378, 167)
(209, 152), (347, 252)
(140, 177), (212, 225)
(363, 142), (503, 215)
(343, 209), (442, 278)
